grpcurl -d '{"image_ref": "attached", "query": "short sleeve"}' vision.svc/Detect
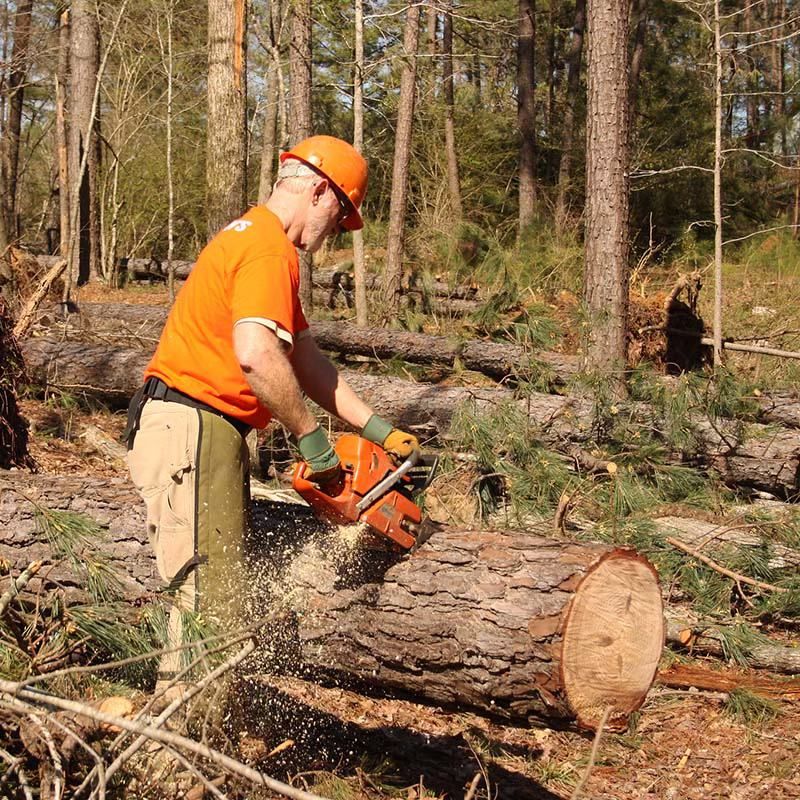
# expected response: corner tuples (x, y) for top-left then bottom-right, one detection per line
(230, 255), (304, 341)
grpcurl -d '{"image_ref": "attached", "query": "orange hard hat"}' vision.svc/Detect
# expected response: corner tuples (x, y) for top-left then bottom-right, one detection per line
(280, 135), (368, 231)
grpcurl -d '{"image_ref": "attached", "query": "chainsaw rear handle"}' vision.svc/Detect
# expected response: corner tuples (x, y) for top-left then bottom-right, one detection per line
(356, 448), (419, 512)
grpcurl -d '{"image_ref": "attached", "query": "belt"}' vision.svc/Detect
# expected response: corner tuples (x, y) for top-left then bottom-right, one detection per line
(142, 377), (251, 438)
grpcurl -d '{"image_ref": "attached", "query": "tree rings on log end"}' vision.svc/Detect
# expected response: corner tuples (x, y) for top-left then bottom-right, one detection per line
(560, 549), (664, 732)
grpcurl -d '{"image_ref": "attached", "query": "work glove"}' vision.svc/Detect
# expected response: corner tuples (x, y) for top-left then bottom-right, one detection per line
(297, 425), (341, 486)
(362, 414), (420, 463)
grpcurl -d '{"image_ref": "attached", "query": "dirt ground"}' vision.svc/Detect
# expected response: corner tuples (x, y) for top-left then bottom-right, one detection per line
(9, 269), (800, 798)
(15, 389), (800, 800)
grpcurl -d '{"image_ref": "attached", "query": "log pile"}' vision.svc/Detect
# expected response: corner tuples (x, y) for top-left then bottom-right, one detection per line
(0, 471), (664, 731)
(20, 336), (800, 498)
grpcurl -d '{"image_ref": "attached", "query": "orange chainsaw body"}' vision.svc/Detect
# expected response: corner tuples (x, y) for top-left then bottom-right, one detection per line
(291, 433), (422, 550)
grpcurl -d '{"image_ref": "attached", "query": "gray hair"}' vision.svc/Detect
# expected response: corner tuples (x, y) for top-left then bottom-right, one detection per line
(274, 158), (320, 193)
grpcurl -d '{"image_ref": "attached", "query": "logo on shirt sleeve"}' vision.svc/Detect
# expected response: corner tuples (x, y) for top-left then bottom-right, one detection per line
(223, 220), (253, 233)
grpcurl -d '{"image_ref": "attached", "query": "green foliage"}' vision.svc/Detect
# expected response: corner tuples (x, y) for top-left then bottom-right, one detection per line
(723, 688), (781, 727)
(34, 507), (124, 603)
(714, 623), (774, 667)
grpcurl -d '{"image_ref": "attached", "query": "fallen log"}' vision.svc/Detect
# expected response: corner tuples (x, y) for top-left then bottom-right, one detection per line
(0, 471), (664, 731)
(20, 338), (800, 498)
(34, 255), (479, 302)
(42, 302), (575, 382)
(665, 615), (800, 675)
(36, 303), (800, 433)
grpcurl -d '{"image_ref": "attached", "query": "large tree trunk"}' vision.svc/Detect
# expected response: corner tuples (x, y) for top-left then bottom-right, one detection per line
(2, 0), (34, 240)
(353, 0), (368, 327)
(583, 0), (630, 393)
(56, 7), (71, 261)
(383, 2), (420, 318)
(257, 0), (282, 205)
(20, 337), (800, 498)
(442, 1), (462, 220)
(288, 0), (313, 310)
(554, 0), (586, 228)
(517, 0), (537, 232)
(67, 0), (101, 286)
(206, 0), (248, 238)
(0, 471), (663, 731)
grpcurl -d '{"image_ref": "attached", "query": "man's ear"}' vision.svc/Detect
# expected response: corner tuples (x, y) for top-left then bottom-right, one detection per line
(312, 178), (329, 203)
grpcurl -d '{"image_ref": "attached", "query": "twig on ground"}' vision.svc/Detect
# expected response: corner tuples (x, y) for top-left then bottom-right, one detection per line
(13, 258), (67, 339)
(25, 713), (64, 800)
(666, 536), (788, 593)
(0, 680), (331, 800)
(0, 561), (41, 618)
(569, 706), (611, 800)
(464, 772), (483, 800)
(0, 745), (34, 800)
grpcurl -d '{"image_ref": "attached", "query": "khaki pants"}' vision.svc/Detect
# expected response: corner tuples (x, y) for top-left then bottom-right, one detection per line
(127, 398), (250, 679)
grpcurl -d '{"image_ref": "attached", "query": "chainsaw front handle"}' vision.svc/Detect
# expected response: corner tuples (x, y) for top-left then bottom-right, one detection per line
(355, 448), (420, 512)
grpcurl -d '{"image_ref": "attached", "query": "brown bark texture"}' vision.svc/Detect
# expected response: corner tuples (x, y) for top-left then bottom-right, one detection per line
(288, 0), (313, 310)
(67, 0), (101, 286)
(206, 0), (248, 238)
(0, 471), (663, 730)
(40, 301), (573, 382)
(554, 0), (586, 226)
(3, 0), (33, 238)
(583, 0), (630, 385)
(383, 2), (421, 317)
(20, 337), (800, 498)
(517, 0), (537, 230)
(442, 2), (462, 219)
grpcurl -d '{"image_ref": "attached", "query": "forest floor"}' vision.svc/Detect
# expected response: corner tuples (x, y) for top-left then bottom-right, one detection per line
(11, 258), (800, 799)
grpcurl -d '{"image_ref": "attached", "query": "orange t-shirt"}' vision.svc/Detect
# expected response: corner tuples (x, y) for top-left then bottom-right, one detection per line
(145, 205), (309, 429)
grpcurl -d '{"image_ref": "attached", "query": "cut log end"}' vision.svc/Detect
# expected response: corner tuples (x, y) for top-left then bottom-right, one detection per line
(560, 549), (664, 731)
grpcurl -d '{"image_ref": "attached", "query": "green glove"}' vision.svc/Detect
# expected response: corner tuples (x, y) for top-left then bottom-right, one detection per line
(298, 426), (341, 485)
(362, 414), (420, 462)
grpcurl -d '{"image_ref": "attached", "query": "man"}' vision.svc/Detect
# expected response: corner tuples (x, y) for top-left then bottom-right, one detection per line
(125, 135), (418, 684)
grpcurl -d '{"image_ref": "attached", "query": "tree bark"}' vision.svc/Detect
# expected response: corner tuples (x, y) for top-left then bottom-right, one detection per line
(517, 0), (537, 232)
(38, 301), (575, 381)
(258, 0), (282, 205)
(0, 471), (664, 731)
(554, 0), (586, 228)
(20, 337), (800, 498)
(289, 0), (313, 310)
(353, 0), (367, 327)
(442, 2), (462, 220)
(206, 0), (248, 238)
(628, 0), (648, 117)
(67, 0), (101, 286)
(3, 0), (33, 240)
(56, 7), (70, 260)
(583, 0), (630, 394)
(383, 2), (420, 318)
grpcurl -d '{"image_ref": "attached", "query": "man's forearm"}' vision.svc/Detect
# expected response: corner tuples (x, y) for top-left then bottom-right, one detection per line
(290, 336), (373, 430)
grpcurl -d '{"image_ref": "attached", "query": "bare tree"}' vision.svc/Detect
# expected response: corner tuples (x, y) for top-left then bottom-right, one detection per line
(442, 0), (462, 220)
(257, 0), (284, 205)
(555, 0), (585, 228)
(582, 0), (630, 393)
(383, 1), (421, 318)
(353, 0), (368, 326)
(517, 0), (537, 232)
(68, 0), (101, 286)
(2, 0), (33, 240)
(289, 0), (313, 309)
(629, 0), (649, 115)
(56, 6), (70, 261)
(207, 0), (247, 239)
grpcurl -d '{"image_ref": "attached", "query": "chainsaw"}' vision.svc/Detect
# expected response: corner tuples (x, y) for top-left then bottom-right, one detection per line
(291, 433), (437, 551)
